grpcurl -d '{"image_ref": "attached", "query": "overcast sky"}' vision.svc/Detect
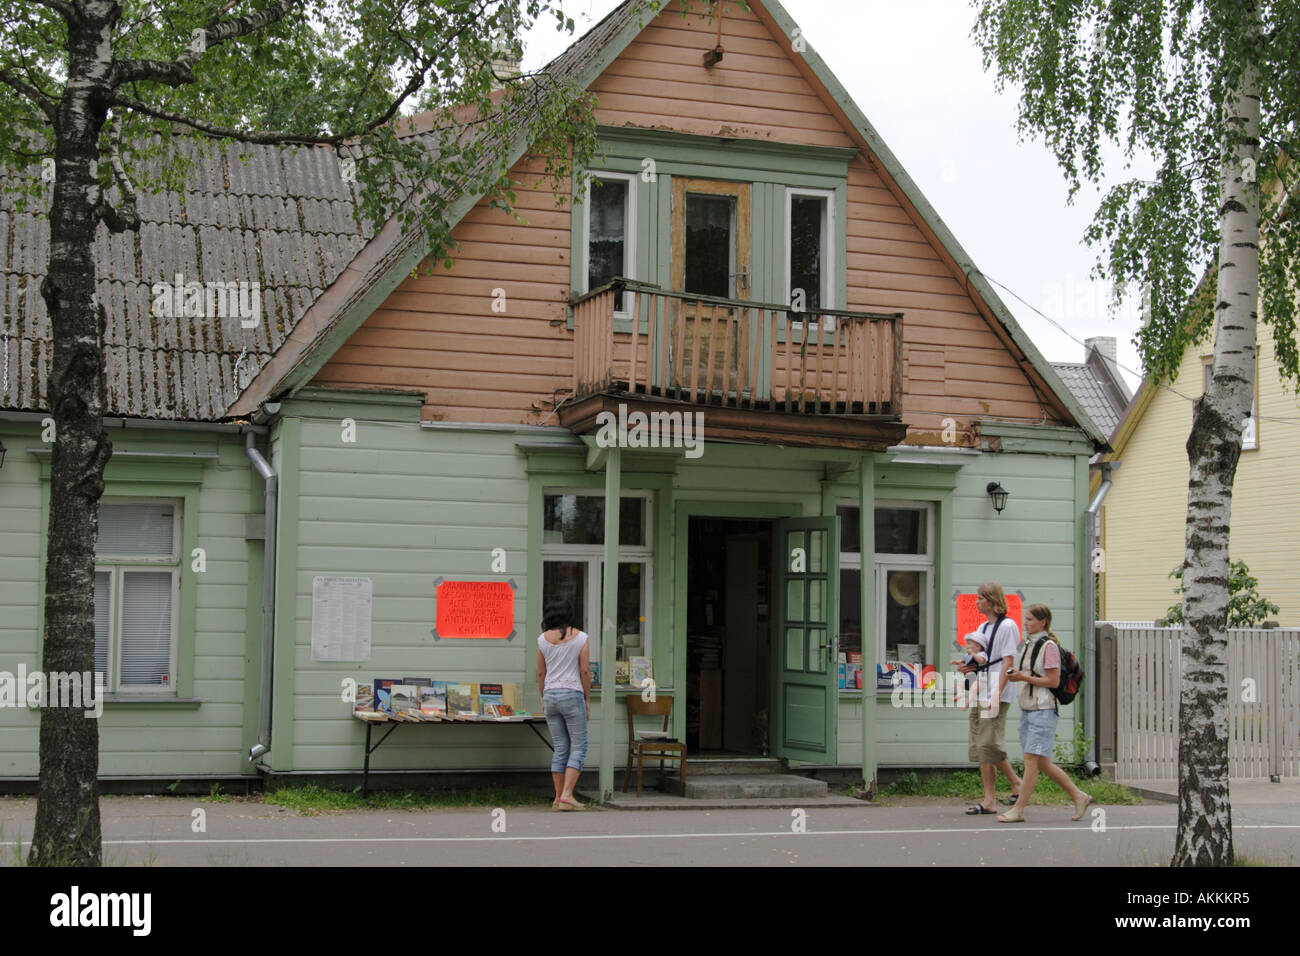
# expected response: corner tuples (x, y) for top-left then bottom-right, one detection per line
(523, 0), (1150, 392)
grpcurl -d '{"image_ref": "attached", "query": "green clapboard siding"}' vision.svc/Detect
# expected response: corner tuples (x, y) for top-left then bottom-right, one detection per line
(0, 423), (259, 778)
(284, 406), (1088, 773)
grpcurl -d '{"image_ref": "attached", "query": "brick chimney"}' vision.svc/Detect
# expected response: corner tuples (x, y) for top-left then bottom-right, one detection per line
(1085, 336), (1117, 366)
(1085, 335), (1130, 400)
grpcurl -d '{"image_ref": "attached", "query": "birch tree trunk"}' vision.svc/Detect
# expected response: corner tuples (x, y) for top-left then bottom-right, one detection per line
(1172, 38), (1260, 868)
(29, 1), (118, 867)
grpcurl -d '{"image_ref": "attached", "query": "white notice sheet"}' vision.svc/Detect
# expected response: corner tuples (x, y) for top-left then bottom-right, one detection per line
(311, 576), (373, 662)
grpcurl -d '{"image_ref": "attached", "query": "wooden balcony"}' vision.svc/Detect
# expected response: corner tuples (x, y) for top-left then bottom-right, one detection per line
(563, 280), (908, 451)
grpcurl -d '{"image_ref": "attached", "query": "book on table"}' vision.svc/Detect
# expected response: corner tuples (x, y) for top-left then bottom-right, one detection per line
(389, 684), (420, 715)
(446, 683), (474, 714)
(373, 678), (400, 714)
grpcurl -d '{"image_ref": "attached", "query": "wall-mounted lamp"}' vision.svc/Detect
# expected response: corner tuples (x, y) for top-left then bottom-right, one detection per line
(986, 481), (1009, 514)
(0, 439), (6, 469)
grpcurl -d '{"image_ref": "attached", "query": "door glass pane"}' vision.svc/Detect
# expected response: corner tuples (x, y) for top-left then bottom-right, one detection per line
(94, 570), (110, 685)
(808, 529), (825, 572)
(120, 571), (172, 686)
(884, 569), (924, 663)
(786, 531), (803, 571)
(875, 508), (925, 555)
(808, 627), (826, 673)
(588, 177), (629, 312)
(808, 579), (825, 622)
(786, 580), (804, 620)
(786, 627), (804, 670)
(790, 195), (825, 312)
(685, 194), (734, 298)
(543, 561), (587, 632)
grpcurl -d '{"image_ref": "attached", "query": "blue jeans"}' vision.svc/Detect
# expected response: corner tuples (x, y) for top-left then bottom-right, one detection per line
(543, 689), (588, 772)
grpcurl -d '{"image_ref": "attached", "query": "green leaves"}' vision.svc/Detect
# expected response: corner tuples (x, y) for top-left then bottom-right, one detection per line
(1160, 559), (1281, 627)
(0, 0), (609, 267)
(971, 0), (1300, 390)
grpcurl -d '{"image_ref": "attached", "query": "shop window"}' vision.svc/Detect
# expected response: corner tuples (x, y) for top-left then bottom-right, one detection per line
(94, 499), (181, 695)
(541, 491), (652, 680)
(583, 172), (636, 314)
(838, 502), (935, 686)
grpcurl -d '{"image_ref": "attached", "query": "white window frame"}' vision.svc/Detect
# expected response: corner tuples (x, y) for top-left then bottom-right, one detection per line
(785, 186), (836, 330)
(95, 497), (182, 697)
(838, 499), (936, 675)
(541, 489), (654, 662)
(581, 170), (637, 319)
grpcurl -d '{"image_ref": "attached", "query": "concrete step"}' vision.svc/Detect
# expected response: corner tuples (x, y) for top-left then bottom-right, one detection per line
(682, 773), (828, 799)
(686, 757), (784, 776)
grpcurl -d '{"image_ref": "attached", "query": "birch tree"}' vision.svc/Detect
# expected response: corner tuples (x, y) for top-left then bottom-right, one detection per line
(972, 0), (1299, 865)
(0, 0), (613, 867)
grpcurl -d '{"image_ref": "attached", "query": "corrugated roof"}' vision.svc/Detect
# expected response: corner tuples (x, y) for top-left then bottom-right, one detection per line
(0, 0), (646, 421)
(1, 139), (369, 420)
(1051, 361), (1125, 437)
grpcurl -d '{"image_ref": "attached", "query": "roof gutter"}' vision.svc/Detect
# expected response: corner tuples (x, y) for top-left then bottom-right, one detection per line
(0, 409), (266, 434)
(244, 428), (277, 764)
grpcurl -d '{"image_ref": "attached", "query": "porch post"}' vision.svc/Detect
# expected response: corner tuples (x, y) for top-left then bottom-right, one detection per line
(859, 455), (877, 790)
(598, 447), (622, 802)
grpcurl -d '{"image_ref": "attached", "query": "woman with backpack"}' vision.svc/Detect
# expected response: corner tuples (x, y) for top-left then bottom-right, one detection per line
(998, 603), (1093, 823)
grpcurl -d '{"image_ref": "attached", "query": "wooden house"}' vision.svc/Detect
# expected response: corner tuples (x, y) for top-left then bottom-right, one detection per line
(0, 0), (1106, 795)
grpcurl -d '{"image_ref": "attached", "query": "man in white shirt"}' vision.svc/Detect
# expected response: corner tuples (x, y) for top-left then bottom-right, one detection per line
(959, 585), (1023, 815)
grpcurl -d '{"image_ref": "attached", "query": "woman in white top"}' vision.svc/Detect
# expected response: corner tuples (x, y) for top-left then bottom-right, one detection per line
(999, 603), (1093, 823)
(536, 600), (591, 811)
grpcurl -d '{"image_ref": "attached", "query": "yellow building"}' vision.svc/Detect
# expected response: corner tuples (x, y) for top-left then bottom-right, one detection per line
(1100, 324), (1300, 624)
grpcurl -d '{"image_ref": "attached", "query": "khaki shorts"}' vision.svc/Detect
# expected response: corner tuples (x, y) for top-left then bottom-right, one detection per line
(968, 701), (1010, 764)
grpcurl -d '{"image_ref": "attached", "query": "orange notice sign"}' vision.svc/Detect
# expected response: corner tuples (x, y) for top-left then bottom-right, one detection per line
(956, 593), (1023, 648)
(434, 580), (516, 640)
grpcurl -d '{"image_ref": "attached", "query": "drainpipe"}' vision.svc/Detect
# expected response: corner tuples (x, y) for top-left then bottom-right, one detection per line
(1083, 460), (1114, 776)
(245, 428), (277, 762)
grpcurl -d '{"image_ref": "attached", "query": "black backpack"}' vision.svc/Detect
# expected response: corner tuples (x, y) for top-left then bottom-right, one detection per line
(1028, 636), (1085, 705)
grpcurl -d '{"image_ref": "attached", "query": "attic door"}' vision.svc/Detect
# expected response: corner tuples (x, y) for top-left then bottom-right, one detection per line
(670, 179), (751, 398)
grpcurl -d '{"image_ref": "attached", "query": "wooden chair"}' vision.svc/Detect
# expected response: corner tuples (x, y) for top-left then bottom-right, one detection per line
(624, 695), (687, 796)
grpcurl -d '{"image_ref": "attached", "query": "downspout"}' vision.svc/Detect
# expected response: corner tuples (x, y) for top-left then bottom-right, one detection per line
(245, 428), (277, 762)
(1084, 460), (1114, 776)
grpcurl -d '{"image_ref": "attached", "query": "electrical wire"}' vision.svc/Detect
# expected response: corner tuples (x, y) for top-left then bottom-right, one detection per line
(974, 269), (1300, 427)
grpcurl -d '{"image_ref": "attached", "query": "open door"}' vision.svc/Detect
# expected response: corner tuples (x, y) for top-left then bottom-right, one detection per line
(773, 517), (839, 764)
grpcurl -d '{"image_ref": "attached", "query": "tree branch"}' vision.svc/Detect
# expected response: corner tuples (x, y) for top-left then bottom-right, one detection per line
(27, 0), (79, 21)
(94, 119), (140, 234)
(112, 0), (299, 88)
(0, 66), (56, 120)
(109, 89), (343, 145)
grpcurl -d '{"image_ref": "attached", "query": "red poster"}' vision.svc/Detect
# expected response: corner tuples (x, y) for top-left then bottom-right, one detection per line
(434, 580), (516, 639)
(956, 593), (1023, 647)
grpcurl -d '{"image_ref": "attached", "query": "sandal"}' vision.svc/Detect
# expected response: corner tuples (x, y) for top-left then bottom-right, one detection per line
(998, 809), (1025, 823)
(1072, 792), (1094, 821)
(556, 799), (585, 812)
(999, 793), (1020, 805)
(965, 804), (997, 815)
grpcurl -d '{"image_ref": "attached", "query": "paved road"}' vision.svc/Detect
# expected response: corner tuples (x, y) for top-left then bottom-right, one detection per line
(2, 795), (1297, 866)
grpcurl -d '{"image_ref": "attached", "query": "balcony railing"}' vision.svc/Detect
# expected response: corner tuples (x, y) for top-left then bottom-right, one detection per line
(571, 279), (902, 416)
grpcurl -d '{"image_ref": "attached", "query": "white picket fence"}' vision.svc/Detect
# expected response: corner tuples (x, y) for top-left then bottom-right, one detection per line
(1110, 625), (1300, 781)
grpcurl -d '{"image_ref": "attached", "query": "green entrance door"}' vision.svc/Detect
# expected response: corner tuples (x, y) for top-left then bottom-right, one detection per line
(773, 517), (839, 764)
